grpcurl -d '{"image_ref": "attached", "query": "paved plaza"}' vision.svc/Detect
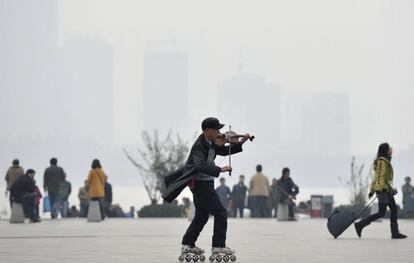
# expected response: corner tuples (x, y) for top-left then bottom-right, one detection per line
(0, 218), (413, 263)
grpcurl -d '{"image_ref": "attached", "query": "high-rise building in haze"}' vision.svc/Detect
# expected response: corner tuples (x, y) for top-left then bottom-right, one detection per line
(143, 50), (189, 137)
(218, 73), (281, 153)
(0, 0), (59, 141)
(0, 0), (114, 144)
(303, 93), (351, 155)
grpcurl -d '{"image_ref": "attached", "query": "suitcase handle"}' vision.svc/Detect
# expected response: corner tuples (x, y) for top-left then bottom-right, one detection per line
(355, 196), (378, 219)
(327, 196), (377, 221)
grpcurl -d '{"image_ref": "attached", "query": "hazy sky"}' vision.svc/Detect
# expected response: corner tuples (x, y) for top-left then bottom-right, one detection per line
(57, 0), (414, 155)
(1, 0), (414, 210)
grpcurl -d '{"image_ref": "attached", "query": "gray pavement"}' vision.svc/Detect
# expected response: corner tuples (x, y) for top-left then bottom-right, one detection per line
(0, 218), (413, 263)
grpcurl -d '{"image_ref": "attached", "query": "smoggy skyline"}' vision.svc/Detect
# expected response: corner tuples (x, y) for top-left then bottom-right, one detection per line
(1, 0), (414, 211)
(1, 0), (413, 154)
(57, 0), (414, 155)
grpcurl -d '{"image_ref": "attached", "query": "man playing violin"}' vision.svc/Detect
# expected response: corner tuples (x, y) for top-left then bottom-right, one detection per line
(163, 117), (251, 259)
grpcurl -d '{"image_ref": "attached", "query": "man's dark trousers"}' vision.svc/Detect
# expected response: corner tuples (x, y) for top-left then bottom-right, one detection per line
(182, 181), (228, 248)
(233, 206), (244, 218)
(251, 196), (269, 218)
(12, 193), (36, 220)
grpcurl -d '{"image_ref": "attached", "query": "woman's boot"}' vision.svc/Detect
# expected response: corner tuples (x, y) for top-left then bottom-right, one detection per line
(391, 222), (407, 239)
(354, 219), (370, 238)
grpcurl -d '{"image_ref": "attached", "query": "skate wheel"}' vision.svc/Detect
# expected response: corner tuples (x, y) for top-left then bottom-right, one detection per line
(209, 256), (215, 262)
(185, 254), (192, 262)
(223, 255), (230, 262)
(230, 255), (236, 262)
(193, 255), (199, 262)
(179, 255), (185, 262)
(216, 255), (222, 262)
(199, 255), (206, 262)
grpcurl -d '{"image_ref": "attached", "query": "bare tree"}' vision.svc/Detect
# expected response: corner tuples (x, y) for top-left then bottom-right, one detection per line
(339, 157), (371, 206)
(123, 130), (190, 205)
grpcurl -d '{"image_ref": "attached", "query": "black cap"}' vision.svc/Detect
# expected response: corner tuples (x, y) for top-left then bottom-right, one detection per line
(201, 117), (225, 131)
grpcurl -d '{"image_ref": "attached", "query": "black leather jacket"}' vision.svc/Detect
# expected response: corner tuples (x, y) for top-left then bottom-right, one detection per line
(10, 175), (35, 199)
(162, 134), (243, 203)
(279, 177), (299, 201)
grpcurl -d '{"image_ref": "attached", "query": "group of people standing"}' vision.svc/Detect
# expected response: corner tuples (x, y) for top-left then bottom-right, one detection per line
(215, 164), (299, 220)
(4, 158), (112, 222)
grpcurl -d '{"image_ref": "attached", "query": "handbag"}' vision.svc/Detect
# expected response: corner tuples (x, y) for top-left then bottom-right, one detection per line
(43, 195), (51, 212)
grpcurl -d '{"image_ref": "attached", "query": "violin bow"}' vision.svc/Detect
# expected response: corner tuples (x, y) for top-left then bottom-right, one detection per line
(228, 125), (232, 176)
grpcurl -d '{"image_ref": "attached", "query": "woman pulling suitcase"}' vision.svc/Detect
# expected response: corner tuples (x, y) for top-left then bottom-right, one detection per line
(354, 143), (407, 239)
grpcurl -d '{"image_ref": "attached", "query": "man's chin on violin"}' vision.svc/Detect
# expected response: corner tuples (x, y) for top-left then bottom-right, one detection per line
(201, 118), (251, 173)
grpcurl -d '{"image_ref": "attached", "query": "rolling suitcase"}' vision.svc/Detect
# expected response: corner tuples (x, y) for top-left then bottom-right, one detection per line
(327, 197), (377, 238)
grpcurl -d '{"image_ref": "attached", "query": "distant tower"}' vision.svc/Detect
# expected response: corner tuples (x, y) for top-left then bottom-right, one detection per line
(0, 0), (114, 144)
(303, 93), (351, 155)
(218, 72), (281, 152)
(0, 0), (59, 140)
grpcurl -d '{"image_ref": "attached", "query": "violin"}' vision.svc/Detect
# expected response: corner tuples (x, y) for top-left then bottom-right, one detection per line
(214, 131), (255, 146)
(213, 126), (254, 176)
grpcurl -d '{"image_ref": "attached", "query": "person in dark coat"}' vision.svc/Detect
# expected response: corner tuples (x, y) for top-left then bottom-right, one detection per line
(104, 176), (113, 217)
(216, 178), (231, 210)
(269, 178), (281, 218)
(163, 117), (252, 255)
(402, 176), (414, 214)
(43, 158), (65, 219)
(231, 175), (248, 218)
(57, 174), (72, 218)
(278, 167), (299, 221)
(10, 169), (40, 223)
